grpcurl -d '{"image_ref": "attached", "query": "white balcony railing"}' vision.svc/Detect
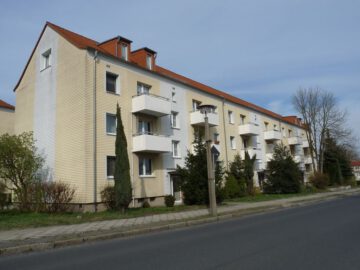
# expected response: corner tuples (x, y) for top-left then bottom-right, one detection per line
(238, 123), (260, 136)
(132, 93), (171, 117)
(264, 130), (282, 141)
(190, 110), (219, 127)
(293, 155), (303, 163)
(304, 156), (312, 164)
(132, 133), (172, 153)
(288, 136), (302, 145)
(302, 140), (309, 148)
(240, 148), (261, 160)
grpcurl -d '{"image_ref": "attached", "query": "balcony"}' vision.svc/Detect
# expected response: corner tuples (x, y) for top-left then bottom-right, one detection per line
(288, 136), (302, 145)
(302, 140), (309, 148)
(238, 123), (260, 136)
(265, 153), (273, 162)
(293, 155), (303, 163)
(264, 130), (282, 141)
(190, 110), (219, 127)
(304, 156), (312, 164)
(240, 148), (261, 160)
(132, 133), (172, 153)
(132, 93), (171, 117)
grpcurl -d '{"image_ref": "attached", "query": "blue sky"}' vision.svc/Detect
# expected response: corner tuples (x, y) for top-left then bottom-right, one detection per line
(1, 0), (359, 146)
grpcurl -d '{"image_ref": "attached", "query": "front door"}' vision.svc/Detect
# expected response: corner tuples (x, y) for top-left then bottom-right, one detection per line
(170, 175), (182, 202)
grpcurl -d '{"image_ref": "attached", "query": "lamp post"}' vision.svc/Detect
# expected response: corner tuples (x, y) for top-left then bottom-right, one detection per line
(198, 104), (217, 216)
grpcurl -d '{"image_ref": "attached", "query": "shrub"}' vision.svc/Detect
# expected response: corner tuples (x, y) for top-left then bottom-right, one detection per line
(142, 201), (150, 208)
(309, 172), (329, 190)
(223, 175), (241, 199)
(41, 182), (75, 212)
(0, 182), (10, 210)
(101, 186), (116, 210)
(263, 144), (302, 194)
(164, 195), (175, 207)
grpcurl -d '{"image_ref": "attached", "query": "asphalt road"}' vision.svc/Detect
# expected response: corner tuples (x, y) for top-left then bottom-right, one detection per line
(1, 195), (360, 270)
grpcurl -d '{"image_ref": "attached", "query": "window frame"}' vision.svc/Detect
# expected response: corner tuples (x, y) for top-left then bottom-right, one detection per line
(172, 140), (181, 158)
(139, 157), (153, 176)
(121, 43), (128, 60)
(41, 49), (52, 71)
(106, 156), (116, 179)
(171, 112), (179, 129)
(230, 136), (236, 150)
(146, 54), (152, 69)
(106, 113), (117, 135)
(228, 110), (234, 124)
(105, 72), (120, 95)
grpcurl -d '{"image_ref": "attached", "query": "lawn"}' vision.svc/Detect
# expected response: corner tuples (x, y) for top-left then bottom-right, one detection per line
(0, 204), (204, 231)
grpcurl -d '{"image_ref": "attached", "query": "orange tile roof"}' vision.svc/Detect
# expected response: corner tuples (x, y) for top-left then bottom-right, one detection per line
(351, 161), (360, 167)
(0, 99), (15, 110)
(14, 22), (303, 127)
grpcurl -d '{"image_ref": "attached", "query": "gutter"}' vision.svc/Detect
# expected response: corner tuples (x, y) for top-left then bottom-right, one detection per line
(93, 50), (98, 212)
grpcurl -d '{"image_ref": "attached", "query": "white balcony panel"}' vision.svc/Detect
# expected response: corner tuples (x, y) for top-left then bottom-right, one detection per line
(264, 130), (282, 141)
(302, 140), (309, 148)
(238, 124), (261, 136)
(304, 156), (312, 164)
(240, 148), (261, 160)
(132, 94), (171, 117)
(288, 136), (302, 145)
(190, 111), (219, 127)
(266, 153), (273, 162)
(293, 155), (302, 163)
(132, 134), (172, 153)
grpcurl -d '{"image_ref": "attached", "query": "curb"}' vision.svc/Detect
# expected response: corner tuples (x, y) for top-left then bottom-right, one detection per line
(1, 189), (359, 256)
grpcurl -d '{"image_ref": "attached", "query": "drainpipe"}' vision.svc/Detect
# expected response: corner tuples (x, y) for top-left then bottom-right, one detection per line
(93, 50), (98, 212)
(221, 97), (229, 169)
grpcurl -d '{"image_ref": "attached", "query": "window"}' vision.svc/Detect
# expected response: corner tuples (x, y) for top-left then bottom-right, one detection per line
(172, 141), (180, 157)
(107, 156), (116, 178)
(138, 120), (151, 135)
(41, 49), (51, 70)
(137, 82), (151, 95)
(264, 122), (269, 131)
(274, 124), (277, 131)
(228, 111), (234, 124)
(171, 90), (176, 103)
(106, 113), (116, 135)
(240, 114), (246, 125)
(171, 112), (179, 128)
(139, 158), (152, 176)
(121, 43), (128, 60)
(106, 72), (119, 94)
(146, 54), (152, 69)
(230, 136), (236, 149)
(192, 100), (201, 111)
(288, 130), (293, 137)
(213, 133), (219, 144)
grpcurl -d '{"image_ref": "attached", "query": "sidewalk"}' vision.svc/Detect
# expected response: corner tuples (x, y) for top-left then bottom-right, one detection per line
(1, 188), (359, 255)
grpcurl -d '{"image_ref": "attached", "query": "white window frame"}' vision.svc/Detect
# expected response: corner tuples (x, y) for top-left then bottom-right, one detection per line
(213, 133), (219, 143)
(139, 157), (153, 176)
(172, 140), (181, 158)
(105, 71), (120, 95)
(106, 113), (117, 135)
(41, 49), (51, 70)
(171, 112), (179, 129)
(137, 82), (151, 95)
(146, 54), (152, 69)
(121, 43), (128, 60)
(106, 156), (116, 179)
(230, 136), (236, 150)
(228, 110), (234, 124)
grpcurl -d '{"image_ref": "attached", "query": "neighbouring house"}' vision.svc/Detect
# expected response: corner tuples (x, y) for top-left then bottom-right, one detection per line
(0, 99), (15, 135)
(351, 161), (360, 181)
(13, 22), (312, 211)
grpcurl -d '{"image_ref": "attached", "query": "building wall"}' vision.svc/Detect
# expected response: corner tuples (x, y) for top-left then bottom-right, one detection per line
(0, 108), (14, 135)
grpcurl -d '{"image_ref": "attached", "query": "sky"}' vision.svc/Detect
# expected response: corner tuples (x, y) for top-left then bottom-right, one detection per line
(1, 0), (359, 149)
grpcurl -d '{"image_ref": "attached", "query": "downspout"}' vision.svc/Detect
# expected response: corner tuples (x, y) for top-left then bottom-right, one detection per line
(93, 50), (98, 212)
(221, 97), (229, 169)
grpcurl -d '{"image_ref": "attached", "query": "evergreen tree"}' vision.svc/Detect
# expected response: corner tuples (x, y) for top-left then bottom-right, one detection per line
(114, 104), (132, 211)
(243, 151), (257, 195)
(227, 153), (246, 197)
(263, 144), (302, 194)
(176, 135), (224, 205)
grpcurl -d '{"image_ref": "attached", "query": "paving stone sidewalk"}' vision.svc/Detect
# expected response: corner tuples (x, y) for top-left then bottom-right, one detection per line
(0, 188), (359, 249)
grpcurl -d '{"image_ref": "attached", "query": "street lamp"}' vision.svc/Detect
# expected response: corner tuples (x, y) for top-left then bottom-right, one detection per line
(198, 104), (217, 216)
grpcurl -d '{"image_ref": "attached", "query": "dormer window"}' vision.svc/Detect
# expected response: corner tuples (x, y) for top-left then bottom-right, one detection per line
(121, 43), (128, 60)
(146, 54), (152, 70)
(41, 49), (51, 70)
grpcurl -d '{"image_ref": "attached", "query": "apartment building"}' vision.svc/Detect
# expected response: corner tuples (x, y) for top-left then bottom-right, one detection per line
(0, 100), (15, 135)
(351, 161), (360, 181)
(14, 22), (312, 210)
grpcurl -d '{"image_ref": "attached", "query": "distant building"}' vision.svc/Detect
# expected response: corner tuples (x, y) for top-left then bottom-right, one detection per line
(0, 99), (15, 135)
(351, 161), (360, 181)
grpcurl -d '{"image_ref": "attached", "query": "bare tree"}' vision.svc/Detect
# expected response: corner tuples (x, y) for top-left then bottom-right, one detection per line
(292, 87), (349, 173)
